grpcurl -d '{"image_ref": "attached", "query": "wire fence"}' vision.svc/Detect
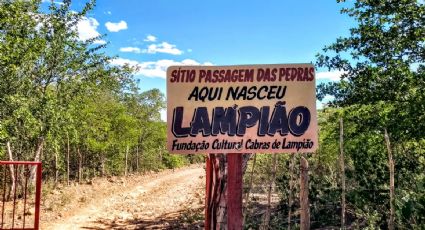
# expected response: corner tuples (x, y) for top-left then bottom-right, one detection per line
(243, 185), (395, 229)
(239, 153), (406, 230)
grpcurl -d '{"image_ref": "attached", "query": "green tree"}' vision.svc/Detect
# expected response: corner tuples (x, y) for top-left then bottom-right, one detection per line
(0, 0), (43, 160)
(0, 0), (137, 176)
(316, 0), (425, 141)
(315, 1), (425, 228)
(0, 0), (192, 188)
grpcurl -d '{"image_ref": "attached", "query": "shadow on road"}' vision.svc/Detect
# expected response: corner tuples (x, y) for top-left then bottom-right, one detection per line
(81, 207), (204, 230)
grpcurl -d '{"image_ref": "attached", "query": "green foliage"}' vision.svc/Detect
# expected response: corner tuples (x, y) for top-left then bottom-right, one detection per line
(162, 154), (189, 169)
(0, 0), (193, 183)
(244, 107), (424, 228)
(309, 106), (424, 228)
(309, 0), (425, 228)
(316, 0), (425, 141)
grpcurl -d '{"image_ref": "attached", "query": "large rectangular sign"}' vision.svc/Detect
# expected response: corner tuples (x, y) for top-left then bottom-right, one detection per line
(167, 64), (318, 154)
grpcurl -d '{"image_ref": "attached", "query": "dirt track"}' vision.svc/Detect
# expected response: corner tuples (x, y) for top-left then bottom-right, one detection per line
(42, 166), (205, 229)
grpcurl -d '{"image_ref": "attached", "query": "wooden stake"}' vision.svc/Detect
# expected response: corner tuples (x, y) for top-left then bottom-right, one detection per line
(261, 154), (278, 230)
(243, 153), (257, 221)
(227, 153), (243, 230)
(287, 153), (296, 230)
(384, 129), (395, 230)
(205, 154), (227, 229)
(300, 156), (310, 230)
(206, 153), (247, 230)
(339, 118), (346, 229)
(205, 155), (212, 230)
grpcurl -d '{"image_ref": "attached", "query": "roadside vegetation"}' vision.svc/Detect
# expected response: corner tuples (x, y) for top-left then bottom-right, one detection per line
(0, 0), (202, 185)
(244, 0), (425, 229)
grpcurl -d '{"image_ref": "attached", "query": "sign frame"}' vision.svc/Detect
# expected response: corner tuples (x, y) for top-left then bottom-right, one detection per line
(166, 63), (318, 154)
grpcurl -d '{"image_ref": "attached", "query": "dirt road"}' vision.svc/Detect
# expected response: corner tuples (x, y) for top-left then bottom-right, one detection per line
(43, 166), (205, 229)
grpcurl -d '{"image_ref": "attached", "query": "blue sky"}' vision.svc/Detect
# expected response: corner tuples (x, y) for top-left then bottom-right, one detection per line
(43, 0), (356, 118)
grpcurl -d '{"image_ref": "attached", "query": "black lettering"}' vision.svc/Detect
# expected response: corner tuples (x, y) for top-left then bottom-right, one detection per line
(237, 106), (260, 136)
(190, 107), (211, 136)
(268, 102), (289, 136)
(288, 106), (311, 136)
(172, 107), (190, 137)
(211, 106), (237, 136)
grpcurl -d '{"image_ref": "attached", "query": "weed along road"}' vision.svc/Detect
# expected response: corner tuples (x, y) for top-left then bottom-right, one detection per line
(43, 166), (205, 229)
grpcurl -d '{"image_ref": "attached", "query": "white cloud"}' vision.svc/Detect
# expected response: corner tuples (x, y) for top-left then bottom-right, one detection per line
(105, 20), (128, 32)
(160, 109), (166, 122)
(136, 59), (202, 77)
(109, 58), (140, 67)
(93, 39), (107, 45)
(120, 47), (141, 53)
(187, 49), (193, 53)
(203, 61), (214, 66)
(143, 35), (157, 42)
(317, 94), (336, 110)
(77, 17), (100, 40)
(143, 42), (183, 55)
(110, 58), (213, 78)
(316, 100), (324, 110)
(76, 17), (106, 44)
(42, 0), (64, 5)
(316, 70), (347, 81)
(106, 11), (112, 15)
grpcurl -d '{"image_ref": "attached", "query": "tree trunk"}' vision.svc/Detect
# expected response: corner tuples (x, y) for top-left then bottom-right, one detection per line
(339, 118), (346, 229)
(6, 141), (16, 201)
(34, 138), (44, 163)
(30, 138), (44, 186)
(261, 154), (278, 230)
(139, 139), (144, 172)
(125, 145), (129, 176)
(66, 132), (70, 186)
(384, 128), (395, 230)
(300, 156), (310, 230)
(101, 152), (105, 176)
(78, 146), (82, 183)
(287, 153), (296, 230)
(54, 148), (59, 185)
(136, 144), (139, 172)
(159, 147), (163, 163)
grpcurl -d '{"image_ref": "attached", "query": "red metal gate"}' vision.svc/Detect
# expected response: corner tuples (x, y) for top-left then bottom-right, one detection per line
(0, 161), (42, 230)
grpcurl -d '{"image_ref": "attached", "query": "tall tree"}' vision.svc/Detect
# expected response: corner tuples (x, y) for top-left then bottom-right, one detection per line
(316, 0), (425, 141)
(0, 0), (43, 160)
(315, 1), (425, 227)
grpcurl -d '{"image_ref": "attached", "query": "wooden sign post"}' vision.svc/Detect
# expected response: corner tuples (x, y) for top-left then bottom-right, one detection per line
(205, 155), (212, 229)
(166, 64), (318, 229)
(205, 153), (245, 229)
(227, 153), (243, 229)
